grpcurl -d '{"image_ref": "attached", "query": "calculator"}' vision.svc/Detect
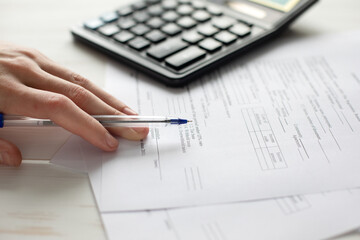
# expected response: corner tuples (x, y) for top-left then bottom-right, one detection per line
(71, 0), (318, 87)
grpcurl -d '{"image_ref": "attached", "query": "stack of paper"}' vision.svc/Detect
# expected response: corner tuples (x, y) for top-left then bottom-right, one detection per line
(52, 30), (360, 239)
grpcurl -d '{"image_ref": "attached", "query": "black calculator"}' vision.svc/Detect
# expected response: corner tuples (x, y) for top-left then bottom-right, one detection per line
(71, 0), (317, 87)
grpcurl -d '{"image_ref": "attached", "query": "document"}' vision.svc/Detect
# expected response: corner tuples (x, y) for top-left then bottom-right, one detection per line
(75, 31), (360, 211)
(102, 190), (360, 240)
(51, 30), (360, 239)
(54, 136), (360, 240)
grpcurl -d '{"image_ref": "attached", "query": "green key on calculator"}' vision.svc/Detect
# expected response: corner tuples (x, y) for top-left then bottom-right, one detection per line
(71, 0), (318, 87)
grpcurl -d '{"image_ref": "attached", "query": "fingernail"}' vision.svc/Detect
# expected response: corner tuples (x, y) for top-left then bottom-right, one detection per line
(131, 127), (148, 134)
(0, 152), (10, 165)
(123, 107), (138, 115)
(105, 132), (118, 149)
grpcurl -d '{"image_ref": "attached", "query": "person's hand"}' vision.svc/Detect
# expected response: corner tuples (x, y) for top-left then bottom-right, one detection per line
(0, 42), (149, 166)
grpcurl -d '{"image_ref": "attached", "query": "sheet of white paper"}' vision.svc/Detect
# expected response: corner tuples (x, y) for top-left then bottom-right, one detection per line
(102, 190), (360, 240)
(87, 31), (360, 211)
(51, 135), (86, 172)
(51, 30), (360, 240)
(52, 134), (360, 240)
(52, 136), (104, 203)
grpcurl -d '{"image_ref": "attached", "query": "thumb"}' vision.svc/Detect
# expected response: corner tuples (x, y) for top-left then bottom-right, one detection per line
(0, 138), (22, 166)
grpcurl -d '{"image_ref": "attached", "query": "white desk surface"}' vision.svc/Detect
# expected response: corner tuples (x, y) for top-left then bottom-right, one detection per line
(0, 0), (360, 239)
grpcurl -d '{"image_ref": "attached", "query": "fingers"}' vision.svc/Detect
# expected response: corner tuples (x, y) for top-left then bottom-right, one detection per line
(21, 70), (120, 116)
(0, 138), (22, 166)
(32, 61), (149, 140)
(39, 60), (133, 113)
(0, 44), (149, 156)
(2, 85), (119, 152)
(23, 69), (149, 140)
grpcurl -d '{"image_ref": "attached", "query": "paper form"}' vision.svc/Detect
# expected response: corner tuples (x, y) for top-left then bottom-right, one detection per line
(50, 30), (360, 239)
(82, 30), (360, 211)
(101, 190), (360, 240)
(52, 135), (360, 240)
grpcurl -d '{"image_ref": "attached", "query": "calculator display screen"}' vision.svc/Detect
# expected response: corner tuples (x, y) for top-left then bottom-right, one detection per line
(249, 0), (300, 12)
(222, 0), (301, 20)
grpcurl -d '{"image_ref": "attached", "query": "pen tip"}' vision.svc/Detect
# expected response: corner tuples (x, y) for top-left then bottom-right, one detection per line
(170, 118), (191, 124)
(178, 118), (188, 124)
(169, 118), (193, 125)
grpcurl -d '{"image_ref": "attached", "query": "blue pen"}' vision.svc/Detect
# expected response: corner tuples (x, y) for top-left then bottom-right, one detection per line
(0, 113), (191, 128)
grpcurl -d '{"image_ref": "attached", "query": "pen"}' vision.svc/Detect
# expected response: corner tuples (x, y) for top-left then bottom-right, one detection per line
(0, 114), (191, 128)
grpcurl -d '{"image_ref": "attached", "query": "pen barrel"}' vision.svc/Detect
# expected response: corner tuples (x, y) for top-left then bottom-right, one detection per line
(3, 119), (56, 127)
(95, 115), (178, 127)
(3, 120), (167, 128)
(100, 122), (166, 128)
(2, 115), (187, 128)
(94, 115), (170, 122)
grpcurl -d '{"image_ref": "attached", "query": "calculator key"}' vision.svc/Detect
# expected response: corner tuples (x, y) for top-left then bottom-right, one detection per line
(199, 38), (222, 53)
(177, 5), (194, 15)
(212, 16), (236, 30)
(128, 37), (151, 50)
(229, 23), (251, 37)
(197, 23), (219, 37)
(147, 38), (188, 60)
(118, 18), (136, 29)
(214, 31), (237, 45)
(132, 1), (147, 10)
(182, 30), (204, 43)
(100, 12), (118, 23)
(207, 5), (222, 16)
(177, 16), (197, 29)
(130, 24), (151, 35)
(161, 23), (182, 36)
(147, 17), (165, 28)
(118, 6), (133, 16)
(145, 30), (167, 43)
(148, 4), (164, 16)
(192, 1), (206, 9)
(114, 31), (135, 43)
(133, 11), (150, 23)
(145, 0), (161, 4)
(162, 0), (178, 10)
(165, 46), (206, 70)
(98, 25), (120, 37)
(162, 11), (180, 22)
(192, 10), (211, 22)
(146, 17), (165, 28)
(84, 18), (104, 30)
(179, 0), (191, 4)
